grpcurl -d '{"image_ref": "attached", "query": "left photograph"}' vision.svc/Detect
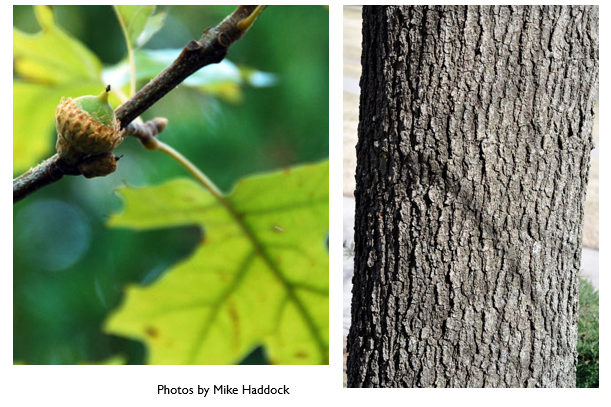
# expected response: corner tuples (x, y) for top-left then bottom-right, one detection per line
(13, 5), (329, 365)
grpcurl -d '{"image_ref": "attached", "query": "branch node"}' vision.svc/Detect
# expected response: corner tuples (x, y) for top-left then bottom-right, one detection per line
(217, 32), (231, 47)
(125, 117), (169, 151)
(153, 117), (168, 133)
(185, 40), (202, 52)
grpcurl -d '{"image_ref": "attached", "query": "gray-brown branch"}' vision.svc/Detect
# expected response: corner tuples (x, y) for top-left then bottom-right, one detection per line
(13, 5), (264, 204)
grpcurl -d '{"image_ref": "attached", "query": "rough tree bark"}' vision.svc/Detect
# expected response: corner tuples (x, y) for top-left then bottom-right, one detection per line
(347, 5), (598, 388)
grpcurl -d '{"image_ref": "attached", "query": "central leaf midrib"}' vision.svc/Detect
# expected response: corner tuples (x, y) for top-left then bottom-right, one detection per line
(218, 196), (328, 364)
(187, 196), (328, 364)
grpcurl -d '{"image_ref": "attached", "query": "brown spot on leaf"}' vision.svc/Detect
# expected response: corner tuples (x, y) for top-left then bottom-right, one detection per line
(145, 326), (159, 338)
(228, 300), (240, 351)
(294, 351), (308, 359)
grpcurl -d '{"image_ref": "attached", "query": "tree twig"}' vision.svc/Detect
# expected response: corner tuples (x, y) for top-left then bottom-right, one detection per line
(13, 5), (265, 204)
(13, 155), (79, 203)
(116, 5), (264, 127)
(12, 118), (169, 203)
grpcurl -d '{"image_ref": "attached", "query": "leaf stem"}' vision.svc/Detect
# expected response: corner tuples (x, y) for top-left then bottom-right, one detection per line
(113, 6), (137, 97)
(154, 140), (225, 200)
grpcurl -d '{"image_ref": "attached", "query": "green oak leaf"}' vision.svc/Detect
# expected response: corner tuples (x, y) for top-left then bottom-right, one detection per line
(136, 10), (167, 48)
(13, 5), (105, 173)
(106, 161), (329, 365)
(113, 5), (165, 49)
(13, 5), (102, 84)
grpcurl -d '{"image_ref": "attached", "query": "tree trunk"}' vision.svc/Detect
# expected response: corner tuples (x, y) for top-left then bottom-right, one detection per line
(347, 5), (598, 388)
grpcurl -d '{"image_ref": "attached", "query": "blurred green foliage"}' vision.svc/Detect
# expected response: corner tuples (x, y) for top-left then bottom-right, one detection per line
(577, 278), (599, 387)
(13, 5), (328, 365)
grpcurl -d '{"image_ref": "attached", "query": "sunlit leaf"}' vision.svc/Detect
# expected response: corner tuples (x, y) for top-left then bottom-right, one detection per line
(13, 5), (106, 172)
(13, 5), (101, 84)
(137, 11), (167, 48)
(113, 5), (156, 49)
(106, 161), (329, 365)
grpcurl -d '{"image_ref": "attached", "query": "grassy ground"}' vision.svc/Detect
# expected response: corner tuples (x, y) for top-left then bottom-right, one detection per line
(577, 278), (599, 387)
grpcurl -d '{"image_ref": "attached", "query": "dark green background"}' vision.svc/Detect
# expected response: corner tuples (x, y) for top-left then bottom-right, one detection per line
(13, 5), (329, 364)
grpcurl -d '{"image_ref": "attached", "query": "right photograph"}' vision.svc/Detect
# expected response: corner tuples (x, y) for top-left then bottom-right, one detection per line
(343, 5), (599, 388)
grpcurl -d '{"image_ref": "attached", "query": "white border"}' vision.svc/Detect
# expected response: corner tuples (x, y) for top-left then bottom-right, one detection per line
(5, 1), (607, 405)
